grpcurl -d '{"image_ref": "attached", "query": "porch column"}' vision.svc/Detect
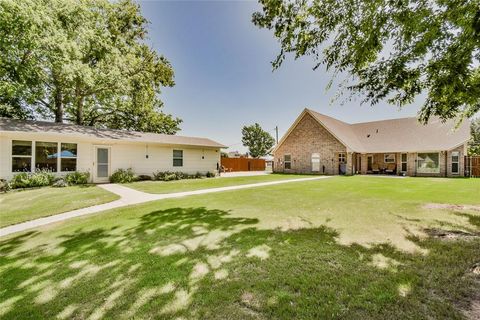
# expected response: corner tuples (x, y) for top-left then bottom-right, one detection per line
(360, 154), (368, 174)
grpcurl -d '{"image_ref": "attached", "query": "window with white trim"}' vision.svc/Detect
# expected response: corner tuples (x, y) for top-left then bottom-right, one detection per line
(451, 151), (459, 174)
(60, 143), (77, 172)
(384, 153), (396, 163)
(12, 140), (32, 172)
(338, 153), (346, 164)
(173, 150), (183, 167)
(417, 153), (440, 173)
(284, 154), (291, 169)
(35, 141), (58, 171)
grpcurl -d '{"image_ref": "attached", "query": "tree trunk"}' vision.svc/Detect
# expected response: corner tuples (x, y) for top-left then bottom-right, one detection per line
(75, 84), (84, 125)
(54, 88), (63, 123)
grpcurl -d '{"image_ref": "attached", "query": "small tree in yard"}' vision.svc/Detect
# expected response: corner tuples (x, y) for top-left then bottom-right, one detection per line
(241, 123), (275, 158)
(469, 118), (480, 155)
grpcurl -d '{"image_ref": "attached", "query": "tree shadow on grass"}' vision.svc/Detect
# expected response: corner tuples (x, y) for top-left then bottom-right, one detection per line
(0, 207), (479, 319)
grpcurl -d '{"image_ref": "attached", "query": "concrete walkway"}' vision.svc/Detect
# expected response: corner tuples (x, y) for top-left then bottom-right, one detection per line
(0, 176), (330, 237)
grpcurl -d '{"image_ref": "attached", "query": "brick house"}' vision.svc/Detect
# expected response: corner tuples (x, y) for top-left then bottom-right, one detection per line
(273, 109), (471, 177)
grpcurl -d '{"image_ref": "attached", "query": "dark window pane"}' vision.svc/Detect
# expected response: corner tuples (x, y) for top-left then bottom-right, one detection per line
(173, 159), (183, 167)
(12, 157), (31, 172)
(284, 155), (291, 162)
(401, 153), (407, 162)
(61, 158), (77, 172)
(61, 143), (77, 158)
(452, 163), (459, 173)
(12, 140), (32, 156)
(401, 162), (407, 172)
(36, 142), (57, 171)
(173, 150), (183, 158)
(284, 162), (291, 169)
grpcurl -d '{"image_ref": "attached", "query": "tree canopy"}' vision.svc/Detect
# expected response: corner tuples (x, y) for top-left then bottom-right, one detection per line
(469, 117), (480, 155)
(253, 0), (480, 123)
(0, 0), (181, 134)
(242, 123), (275, 158)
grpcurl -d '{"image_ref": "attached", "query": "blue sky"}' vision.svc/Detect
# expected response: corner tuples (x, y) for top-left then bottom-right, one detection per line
(138, 0), (421, 152)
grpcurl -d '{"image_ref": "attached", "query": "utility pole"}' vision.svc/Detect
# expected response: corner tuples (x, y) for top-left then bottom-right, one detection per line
(275, 126), (278, 144)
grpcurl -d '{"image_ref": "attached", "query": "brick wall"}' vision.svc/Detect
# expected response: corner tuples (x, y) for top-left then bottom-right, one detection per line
(273, 113), (347, 174)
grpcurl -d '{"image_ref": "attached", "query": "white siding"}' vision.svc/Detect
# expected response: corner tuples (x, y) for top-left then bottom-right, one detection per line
(110, 143), (220, 176)
(0, 132), (221, 182)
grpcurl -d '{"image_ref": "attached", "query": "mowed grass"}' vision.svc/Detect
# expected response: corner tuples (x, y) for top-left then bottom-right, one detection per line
(125, 173), (308, 194)
(0, 177), (479, 319)
(0, 186), (119, 227)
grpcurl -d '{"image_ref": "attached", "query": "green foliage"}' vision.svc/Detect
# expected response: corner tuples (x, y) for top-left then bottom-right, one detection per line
(9, 170), (55, 189)
(152, 171), (209, 181)
(241, 123), (275, 158)
(253, 0), (480, 122)
(136, 175), (152, 181)
(206, 171), (216, 178)
(469, 117), (480, 155)
(0, 179), (11, 193)
(65, 171), (90, 185)
(0, 0), (181, 133)
(110, 168), (135, 183)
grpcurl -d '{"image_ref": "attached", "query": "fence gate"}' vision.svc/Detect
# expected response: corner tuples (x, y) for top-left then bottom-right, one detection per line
(465, 156), (480, 177)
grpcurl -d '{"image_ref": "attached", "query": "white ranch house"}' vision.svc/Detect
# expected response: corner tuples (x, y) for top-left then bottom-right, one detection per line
(0, 118), (226, 183)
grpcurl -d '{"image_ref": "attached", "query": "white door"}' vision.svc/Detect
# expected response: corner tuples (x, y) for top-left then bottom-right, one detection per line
(94, 146), (110, 183)
(311, 153), (320, 172)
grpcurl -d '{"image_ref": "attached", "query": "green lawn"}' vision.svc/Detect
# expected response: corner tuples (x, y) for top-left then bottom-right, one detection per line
(125, 173), (308, 194)
(0, 186), (119, 227)
(0, 176), (479, 319)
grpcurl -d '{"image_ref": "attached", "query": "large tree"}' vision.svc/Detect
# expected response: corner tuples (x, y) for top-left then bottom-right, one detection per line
(242, 123), (275, 158)
(469, 117), (480, 155)
(0, 0), (181, 134)
(253, 0), (480, 123)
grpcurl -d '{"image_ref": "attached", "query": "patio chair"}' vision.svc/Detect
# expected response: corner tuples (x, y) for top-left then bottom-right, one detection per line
(385, 163), (396, 174)
(372, 163), (380, 174)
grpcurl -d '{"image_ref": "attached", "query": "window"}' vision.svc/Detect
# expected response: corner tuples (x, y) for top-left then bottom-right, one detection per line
(173, 150), (183, 167)
(12, 140), (32, 172)
(35, 141), (58, 171)
(417, 153), (440, 173)
(401, 153), (407, 172)
(451, 151), (459, 174)
(61, 143), (77, 171)
(338, 153), (346, 164)
(284, 154), (291, 169)
(384, 153), (396, 163)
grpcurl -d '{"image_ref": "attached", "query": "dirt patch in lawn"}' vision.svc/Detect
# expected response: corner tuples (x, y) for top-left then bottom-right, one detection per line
(423, 203), (480, 211)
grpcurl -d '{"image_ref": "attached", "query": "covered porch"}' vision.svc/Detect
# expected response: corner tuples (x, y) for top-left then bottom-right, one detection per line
(354, 153), (407, 175)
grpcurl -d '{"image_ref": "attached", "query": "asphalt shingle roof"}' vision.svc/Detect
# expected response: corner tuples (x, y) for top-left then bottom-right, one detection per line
(304, 109), (470, 153)
(0, 118), (226, 148)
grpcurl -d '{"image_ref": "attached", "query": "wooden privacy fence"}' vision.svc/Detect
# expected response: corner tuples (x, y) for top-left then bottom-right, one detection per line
(465, 156), (480, 177)
(221, 158), (266, 172)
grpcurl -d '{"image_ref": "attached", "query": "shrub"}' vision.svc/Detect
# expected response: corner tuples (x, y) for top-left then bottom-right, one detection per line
(152, 170), (213, 181)
(206, 171), (216, 178)
(52, 179), (68, 188)
(110, 168), (135, 183)
(9, 170), (54, 189)
(65, 171), (90, 185)
(136, 175), (152, 181)
(0, 179), (10, 193)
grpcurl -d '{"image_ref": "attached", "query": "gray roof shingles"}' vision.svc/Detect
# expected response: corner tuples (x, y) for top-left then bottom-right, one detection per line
(0, 118), (226, 148)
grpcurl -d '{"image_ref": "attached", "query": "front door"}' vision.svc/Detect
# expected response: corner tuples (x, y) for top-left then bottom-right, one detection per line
(94, 146), (110, 183)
